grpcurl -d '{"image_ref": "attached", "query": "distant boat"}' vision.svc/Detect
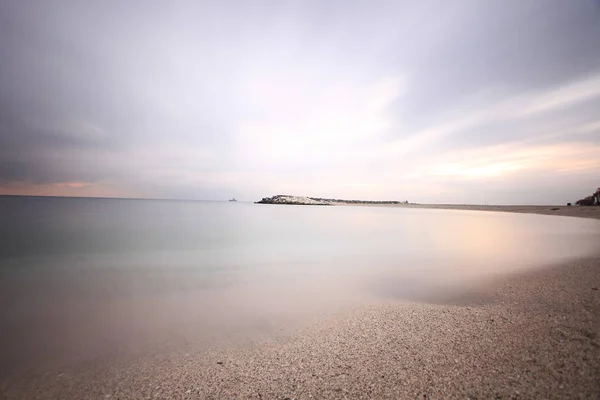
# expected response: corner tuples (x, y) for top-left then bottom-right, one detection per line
(229, 198), (238, 202)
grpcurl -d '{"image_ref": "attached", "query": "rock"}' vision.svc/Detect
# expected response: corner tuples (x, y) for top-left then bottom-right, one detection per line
(576, 196), (595, 206)
(255, 194), (409, 206)
(255, 195), (332, 205)
(575, 188), (600, 206)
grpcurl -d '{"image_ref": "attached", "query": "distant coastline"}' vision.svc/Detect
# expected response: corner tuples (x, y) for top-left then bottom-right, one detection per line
(255, 194), (600, 220)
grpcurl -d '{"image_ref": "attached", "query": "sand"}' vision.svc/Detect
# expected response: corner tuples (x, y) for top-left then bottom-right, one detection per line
(337, 203), (600, 220)
(2, 212), (599, 399)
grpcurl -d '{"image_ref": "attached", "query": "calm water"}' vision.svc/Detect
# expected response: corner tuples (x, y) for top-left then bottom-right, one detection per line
(1, 196), (599, 375)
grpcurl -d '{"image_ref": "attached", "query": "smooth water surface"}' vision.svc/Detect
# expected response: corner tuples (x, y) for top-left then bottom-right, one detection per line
(1, 196), (599, 375)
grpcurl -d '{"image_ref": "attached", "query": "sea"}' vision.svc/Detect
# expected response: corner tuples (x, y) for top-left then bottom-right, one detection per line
(1, 195), (599, 376)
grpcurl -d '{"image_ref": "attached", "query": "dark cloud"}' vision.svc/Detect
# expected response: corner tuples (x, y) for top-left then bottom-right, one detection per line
(0, 100), (121, 184)
(432, 97), (600, 152)
(393, 0), (600, 125)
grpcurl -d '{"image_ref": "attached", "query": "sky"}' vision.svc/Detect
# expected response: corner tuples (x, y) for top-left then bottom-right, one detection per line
(1, 0), (599, 204)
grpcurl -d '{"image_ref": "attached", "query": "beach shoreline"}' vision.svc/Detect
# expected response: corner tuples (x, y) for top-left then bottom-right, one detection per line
(335, 203), (600, 220)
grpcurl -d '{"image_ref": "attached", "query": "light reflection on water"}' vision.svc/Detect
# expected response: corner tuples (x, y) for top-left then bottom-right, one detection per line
(0, 196), (599, 374)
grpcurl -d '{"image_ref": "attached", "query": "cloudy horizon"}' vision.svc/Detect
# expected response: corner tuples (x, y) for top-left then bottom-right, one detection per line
(1, 0), (599, 204)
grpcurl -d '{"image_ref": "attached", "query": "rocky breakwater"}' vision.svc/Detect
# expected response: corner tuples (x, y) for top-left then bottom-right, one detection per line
(255, 195), (332, 205)
(256, 195), (410, 206)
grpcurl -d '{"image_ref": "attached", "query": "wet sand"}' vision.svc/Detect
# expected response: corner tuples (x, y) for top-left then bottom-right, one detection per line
(353, 203), (600, 220)
(2, 214), (600, 399)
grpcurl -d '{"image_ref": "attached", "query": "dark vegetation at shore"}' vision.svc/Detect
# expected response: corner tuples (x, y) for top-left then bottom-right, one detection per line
(576, 187), (600, 206)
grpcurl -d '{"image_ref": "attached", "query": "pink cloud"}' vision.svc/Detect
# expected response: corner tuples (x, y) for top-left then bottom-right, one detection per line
(0, 181), (138, 198)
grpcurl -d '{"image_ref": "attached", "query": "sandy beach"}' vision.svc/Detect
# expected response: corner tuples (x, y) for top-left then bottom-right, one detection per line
(2, 209), (599, 399)
(340, 203), (600, 220)
(407, 204), (600, 220)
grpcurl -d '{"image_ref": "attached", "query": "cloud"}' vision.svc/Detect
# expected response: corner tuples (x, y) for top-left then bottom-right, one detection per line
(429, 142), (600, 179)
(1, 1), (600, 203)
(372, 72), (600, 158)
(516, 74), (600, 117)
(0, 180), (136, 198)
(234, 76), (404, 169)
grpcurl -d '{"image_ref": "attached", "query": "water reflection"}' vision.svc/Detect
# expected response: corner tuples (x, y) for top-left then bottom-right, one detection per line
(1, 197), (599, 375)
